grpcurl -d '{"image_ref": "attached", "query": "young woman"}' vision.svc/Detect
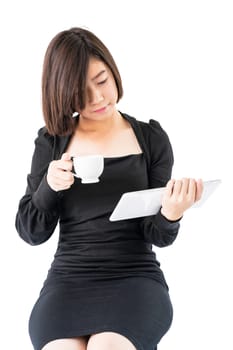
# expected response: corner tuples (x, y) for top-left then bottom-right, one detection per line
(15, 27), (203, 350)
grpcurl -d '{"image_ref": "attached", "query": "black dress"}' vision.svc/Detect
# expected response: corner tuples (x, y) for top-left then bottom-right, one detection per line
(15, 113), (180, 350)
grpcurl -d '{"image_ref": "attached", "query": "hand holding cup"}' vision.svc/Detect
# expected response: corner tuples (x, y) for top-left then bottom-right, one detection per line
(47, 153), (74, 192)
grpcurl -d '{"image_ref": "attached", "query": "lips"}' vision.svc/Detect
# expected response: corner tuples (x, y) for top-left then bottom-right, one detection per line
(93, 106), (106, 113)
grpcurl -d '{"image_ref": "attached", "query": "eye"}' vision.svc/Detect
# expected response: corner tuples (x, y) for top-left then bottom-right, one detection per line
(98, 78), (108, 85)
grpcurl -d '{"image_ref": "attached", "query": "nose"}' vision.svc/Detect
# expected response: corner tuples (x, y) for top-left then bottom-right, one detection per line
(88, 87), (104, 105)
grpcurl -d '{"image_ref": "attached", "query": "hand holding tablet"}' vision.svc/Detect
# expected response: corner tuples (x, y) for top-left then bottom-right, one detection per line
(110, 179), (221, 221)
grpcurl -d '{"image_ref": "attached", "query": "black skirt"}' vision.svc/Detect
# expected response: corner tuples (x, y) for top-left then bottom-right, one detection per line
(29, 276), (173, 350)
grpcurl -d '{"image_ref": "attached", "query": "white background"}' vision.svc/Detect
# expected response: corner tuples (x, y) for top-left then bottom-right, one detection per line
(0, 0), (232, 349)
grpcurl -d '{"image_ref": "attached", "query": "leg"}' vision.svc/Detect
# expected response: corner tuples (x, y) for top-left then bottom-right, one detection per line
(87, 332), (136, 350)
(41, 337), (88, 350)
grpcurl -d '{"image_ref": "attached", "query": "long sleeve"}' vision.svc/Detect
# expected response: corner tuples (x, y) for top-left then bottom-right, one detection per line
(139, 119), (181, 247)
(15, 127), (60, 245)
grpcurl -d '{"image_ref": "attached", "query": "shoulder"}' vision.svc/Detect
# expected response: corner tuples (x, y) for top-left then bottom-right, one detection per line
(29, 127), (55, 176)
(139, 119), (169, 142)
(34, 126), (71, 160)
(122, 112), (171, 146)
(138, 119), (173, 164)
(35, 126), (55, 147)
(122, 112), (174, 166)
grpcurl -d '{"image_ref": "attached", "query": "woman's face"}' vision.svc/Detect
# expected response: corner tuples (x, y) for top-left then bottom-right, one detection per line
(78, 57), (119, 120)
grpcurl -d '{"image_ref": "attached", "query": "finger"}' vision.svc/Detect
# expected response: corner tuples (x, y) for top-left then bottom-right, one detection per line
(180, 178), (189, 196)
(187, 178), (196, 202)
(56, 168), (74, 182)
(54, 182), (73, 192)
(51, 174), (74, 190)
(195, 178), (204, 201)
(61, 152), (72, 161)
(172, 180), (182, 196)
(164, 179), (175, 197)
(58, 153), (73, 171)
(60, 162), (73, 172)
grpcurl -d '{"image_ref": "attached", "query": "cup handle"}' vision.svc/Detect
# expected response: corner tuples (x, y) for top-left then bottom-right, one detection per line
(72, 172), (79, 178)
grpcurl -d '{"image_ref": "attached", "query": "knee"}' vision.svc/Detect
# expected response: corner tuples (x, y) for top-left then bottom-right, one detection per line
(41, 337), (87, 350)
(87, 332), (136, 350)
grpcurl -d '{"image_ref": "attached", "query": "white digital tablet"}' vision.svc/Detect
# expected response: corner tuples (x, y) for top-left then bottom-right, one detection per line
(109, 179), (221, 221)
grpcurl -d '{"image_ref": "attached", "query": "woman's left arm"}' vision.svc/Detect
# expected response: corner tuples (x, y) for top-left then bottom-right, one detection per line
(140, 119), (203, 247)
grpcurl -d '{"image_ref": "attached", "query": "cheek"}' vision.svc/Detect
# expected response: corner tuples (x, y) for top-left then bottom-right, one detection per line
(106, 81), (118, 102)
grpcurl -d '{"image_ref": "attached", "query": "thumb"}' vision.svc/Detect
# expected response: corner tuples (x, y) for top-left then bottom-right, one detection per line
(61, 152), (71, 161)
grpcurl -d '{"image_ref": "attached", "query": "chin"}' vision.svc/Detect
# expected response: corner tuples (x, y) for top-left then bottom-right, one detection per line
(83, 105), (117, 120)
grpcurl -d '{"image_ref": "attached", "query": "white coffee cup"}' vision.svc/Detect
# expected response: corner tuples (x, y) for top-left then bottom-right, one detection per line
(73, 155), (104, 184)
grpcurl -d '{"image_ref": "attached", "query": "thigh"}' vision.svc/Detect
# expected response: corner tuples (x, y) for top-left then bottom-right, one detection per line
(41, 337), (87, 350)
(87, 332), (136, 350)
(110, 278), (173, 343)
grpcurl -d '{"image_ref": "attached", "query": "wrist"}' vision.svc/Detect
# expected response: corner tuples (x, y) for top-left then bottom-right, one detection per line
(161, 207), (183, 222)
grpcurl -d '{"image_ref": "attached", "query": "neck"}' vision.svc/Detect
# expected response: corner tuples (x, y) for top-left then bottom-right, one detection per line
(78, 110), (122, 134)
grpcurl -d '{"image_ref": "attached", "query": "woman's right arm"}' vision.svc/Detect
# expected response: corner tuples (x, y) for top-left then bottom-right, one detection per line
(15, 128), (61, 245)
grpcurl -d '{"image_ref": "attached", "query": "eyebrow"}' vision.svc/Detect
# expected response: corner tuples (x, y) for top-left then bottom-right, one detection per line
(91, 70), (106, 81)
